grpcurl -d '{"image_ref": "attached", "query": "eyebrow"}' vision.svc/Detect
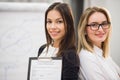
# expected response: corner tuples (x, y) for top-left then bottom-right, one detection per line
(47, 18), (63, 20)
(89, 21), (108, 24)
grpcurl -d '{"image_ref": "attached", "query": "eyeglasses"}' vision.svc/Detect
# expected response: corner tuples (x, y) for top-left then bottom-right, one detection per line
(86, 22), (111, 31)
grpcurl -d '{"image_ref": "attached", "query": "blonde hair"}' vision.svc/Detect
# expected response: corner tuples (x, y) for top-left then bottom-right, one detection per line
(77, 6), (111, 58)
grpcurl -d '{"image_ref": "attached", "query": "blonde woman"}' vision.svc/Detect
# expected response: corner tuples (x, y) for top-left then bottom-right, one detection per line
(77, 6), (120, 80)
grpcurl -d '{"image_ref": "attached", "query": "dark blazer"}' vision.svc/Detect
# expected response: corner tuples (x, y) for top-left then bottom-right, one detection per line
(38, 45), (80, 80)
(61, 49), (80, 80)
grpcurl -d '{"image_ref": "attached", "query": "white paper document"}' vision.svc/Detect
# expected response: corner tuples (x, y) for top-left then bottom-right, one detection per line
(27, 57), (62, 80)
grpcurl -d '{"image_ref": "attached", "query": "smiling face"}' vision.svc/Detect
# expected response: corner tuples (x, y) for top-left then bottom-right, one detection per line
(46, 10), (65, 46)
(86, 12), (110, 48)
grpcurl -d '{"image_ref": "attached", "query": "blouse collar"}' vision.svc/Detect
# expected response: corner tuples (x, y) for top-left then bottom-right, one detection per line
(93, 45), (103, 57)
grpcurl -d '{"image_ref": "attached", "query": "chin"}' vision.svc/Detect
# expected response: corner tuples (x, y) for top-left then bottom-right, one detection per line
(97, 40), (105, 43)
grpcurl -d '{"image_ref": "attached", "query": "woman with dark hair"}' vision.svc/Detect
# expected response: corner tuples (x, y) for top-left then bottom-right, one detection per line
(38, 2), (79, 80)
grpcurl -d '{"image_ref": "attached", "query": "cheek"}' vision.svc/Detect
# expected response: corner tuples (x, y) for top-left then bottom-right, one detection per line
(86, 28), (95, 41)
(46, 24), (49, 30)
(104, 30), (110, 38)
(86, 27), (93, 35)
(61, 28), (65, 38)
(60, 25), (65, 34)
(46, 25), (50, 32)
(87, 32), (94, 41)
(105, 29), (109, 34)
(46, 27), (51, 36)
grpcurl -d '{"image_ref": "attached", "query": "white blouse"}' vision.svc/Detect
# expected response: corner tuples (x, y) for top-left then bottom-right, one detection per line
(79, 46), (120, 80)
(39, 45), (58, 57)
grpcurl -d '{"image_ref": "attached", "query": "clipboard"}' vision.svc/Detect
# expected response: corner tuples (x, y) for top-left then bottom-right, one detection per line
(27, 57), (62, 80)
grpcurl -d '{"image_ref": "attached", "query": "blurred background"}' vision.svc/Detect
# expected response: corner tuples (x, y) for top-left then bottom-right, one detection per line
(0, 0), (120, 80)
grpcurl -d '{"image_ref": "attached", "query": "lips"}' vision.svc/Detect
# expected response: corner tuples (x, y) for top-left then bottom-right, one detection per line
(49, 31), (60, 37)
(95, 33), (105, 38)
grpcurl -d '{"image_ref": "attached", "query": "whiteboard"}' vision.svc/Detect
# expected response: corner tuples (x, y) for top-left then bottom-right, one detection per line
(0, 2), (49, 80)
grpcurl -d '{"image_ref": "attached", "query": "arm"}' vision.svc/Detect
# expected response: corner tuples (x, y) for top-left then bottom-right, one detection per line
(62, 49), (80, 80)
(109, 56), (120, 77)
(80, 50), (107, 80)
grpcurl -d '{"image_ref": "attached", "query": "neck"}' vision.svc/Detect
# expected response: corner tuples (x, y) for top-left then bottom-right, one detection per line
(94, 43), (102, 49)
(52, 41), (59, 48)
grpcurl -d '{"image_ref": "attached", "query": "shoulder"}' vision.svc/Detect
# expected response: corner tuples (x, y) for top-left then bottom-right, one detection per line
(38, 44), (46, 57)
(62, 49), (77, 59)
(62, 49), (80, 66)
(79, 48), (98, 64)
(38, 44), (46, 51)
(79, 48), (95, 59)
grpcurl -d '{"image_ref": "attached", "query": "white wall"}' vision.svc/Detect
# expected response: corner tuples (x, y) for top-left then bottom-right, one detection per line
(0, 2), (48, 80)
(0, 1), (120, 80)
(84, 0), (120, 66)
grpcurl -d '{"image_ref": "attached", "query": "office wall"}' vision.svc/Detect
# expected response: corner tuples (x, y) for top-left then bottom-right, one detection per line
(84, 0), (120, 66)
(0, 1), (120, 80)
(0, 2), (48, 80)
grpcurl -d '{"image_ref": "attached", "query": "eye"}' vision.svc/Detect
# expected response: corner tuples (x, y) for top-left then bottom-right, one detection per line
(57, 20), (63, 24)
(102, 22), (109, 26)
(90, 23), (98, 27)
(46, 20), (52, 24)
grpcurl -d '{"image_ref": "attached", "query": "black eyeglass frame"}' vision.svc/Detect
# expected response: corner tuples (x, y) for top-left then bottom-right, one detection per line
(86, 22), (111, 31)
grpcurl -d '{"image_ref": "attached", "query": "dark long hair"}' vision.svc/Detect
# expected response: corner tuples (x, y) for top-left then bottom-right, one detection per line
(45, 2), (76, 57)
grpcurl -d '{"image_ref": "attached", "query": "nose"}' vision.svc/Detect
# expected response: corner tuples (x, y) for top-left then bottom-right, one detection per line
(51, 23), (56, 29)
(98, 25), (104, 31)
